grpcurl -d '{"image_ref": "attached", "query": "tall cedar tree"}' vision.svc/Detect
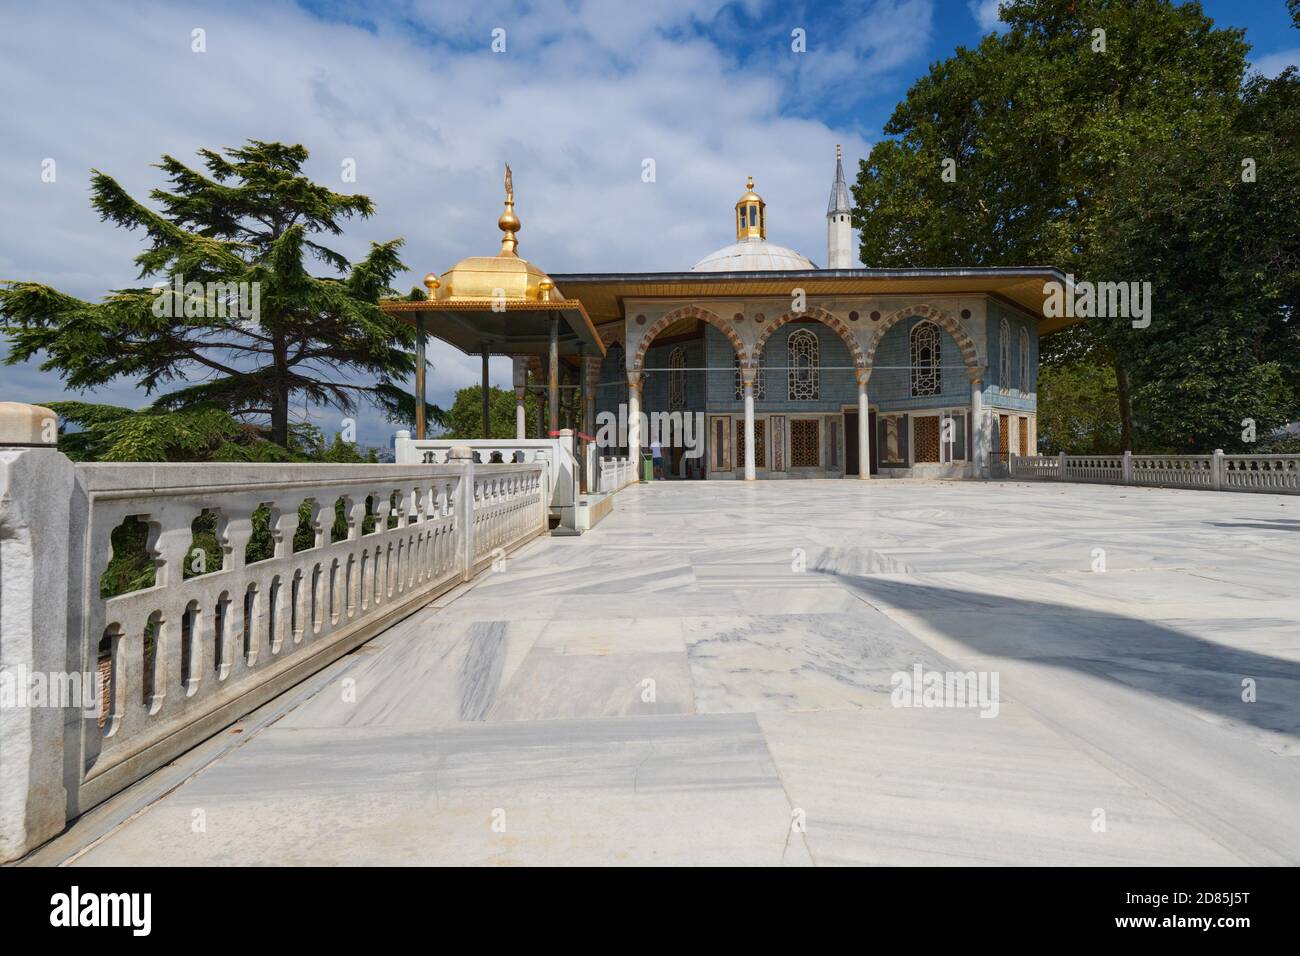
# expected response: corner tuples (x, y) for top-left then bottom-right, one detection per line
(852, 0), (1299, 452)
(1, 141), (426, 447)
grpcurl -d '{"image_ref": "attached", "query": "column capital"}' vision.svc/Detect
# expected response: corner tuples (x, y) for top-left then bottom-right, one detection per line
(967, 364), (987, 386)
(626, 370), (642, 390)
(855, 366), (873, 387)
(740, 367), (757, 386)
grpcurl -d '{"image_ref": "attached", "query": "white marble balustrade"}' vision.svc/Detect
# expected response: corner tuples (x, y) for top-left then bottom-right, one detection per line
(63, 460), (545, 814)
(1011, 450), (1300, 495)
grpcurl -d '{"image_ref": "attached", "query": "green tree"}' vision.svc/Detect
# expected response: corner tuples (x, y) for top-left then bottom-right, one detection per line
(436, 384), (543, 440)
(2, 141), (427, 448)
(1036, 363), (1122, 455)
(47, 401), (381, 463)
(852, 0), (1300, 452)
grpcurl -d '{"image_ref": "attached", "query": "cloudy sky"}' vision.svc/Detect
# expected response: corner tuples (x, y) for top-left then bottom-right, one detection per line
(1, 0), (1295, 448)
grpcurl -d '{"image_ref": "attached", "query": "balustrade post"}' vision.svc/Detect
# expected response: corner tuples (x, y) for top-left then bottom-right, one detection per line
(448, 445), (476, 580)
(0, 404), (73, 862)
(1212, 448), (1224, 491)
(1057, 451), (1067, 481)
(1122, 450), (1133, 485)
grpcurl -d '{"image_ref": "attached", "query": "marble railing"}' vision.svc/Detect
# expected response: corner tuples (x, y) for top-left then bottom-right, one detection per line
(396, 432), (577, 508)
(1223, 454), (1300, 492)
(0, 452), (546, 860)
(1010, 451), (1300, 494)
(596, 455), (636, 493)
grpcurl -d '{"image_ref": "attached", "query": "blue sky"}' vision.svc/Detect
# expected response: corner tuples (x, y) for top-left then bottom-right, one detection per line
(1, 0), (1296, 449)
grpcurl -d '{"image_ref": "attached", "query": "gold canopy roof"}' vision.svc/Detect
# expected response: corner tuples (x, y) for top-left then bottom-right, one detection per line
(379, 164), (604, 358)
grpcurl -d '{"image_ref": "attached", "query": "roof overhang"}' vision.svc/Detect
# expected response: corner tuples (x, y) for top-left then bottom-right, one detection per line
(380, 297), (606, 359)
(547, 266), (1078, 336)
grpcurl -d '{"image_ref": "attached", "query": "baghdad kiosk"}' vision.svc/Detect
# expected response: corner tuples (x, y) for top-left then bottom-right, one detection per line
(384, 150), (1071, 486)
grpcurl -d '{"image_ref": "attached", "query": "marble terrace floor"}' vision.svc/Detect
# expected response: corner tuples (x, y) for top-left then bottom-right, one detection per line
(32, 479), (1300, 866)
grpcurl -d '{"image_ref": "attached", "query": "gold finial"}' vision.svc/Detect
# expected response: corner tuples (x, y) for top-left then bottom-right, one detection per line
(747, 175), (753, 190)
(539, 279), (554, 302)
(498, 162), (520, 256)
(423, 273), (440, 299)
(836, 144), (841, 160)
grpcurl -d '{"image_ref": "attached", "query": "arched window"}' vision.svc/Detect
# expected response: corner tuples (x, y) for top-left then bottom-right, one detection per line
(788, 329), (819, 401)
(999, 317), (1011, 391)
(910, 321), (942, 397)
(1019, 327), (1030, 393)
(734, 351), (766, 400)
(668, 347), (686, 409)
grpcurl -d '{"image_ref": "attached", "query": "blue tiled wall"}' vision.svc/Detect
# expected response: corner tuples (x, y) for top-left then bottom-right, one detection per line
(594, 344), (629, 422)
(703, 322), (858, 412)
(640, 337), (706, 414)
(869, 317), (971, 412)
(984, 301), (1038, 412)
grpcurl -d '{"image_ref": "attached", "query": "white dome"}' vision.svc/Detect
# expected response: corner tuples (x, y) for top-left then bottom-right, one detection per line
(691, 237), (817, 272)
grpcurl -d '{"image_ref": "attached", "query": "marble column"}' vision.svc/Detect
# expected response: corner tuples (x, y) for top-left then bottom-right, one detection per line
(583, 355), (600, 440)
(514, 387), (527, 439)
(480, 346), (491, 439)
(548, 316), (560, 436)
(414, 313), (427, 440)
(627, 370), (642, 473)
(512, 356), (528, 440)
(856, 368), (871, 479)
(742, 368), (756, 481)
(970, 372), (985, 477)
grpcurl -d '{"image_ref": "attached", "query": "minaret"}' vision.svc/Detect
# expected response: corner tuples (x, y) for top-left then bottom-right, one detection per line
(827, 145), (853, 268)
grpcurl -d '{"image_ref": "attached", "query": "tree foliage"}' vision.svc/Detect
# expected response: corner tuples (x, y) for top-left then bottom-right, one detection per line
(2, 141), (430, 447)
(852, 0), (1300, 452)
(436, 385), (543, 440)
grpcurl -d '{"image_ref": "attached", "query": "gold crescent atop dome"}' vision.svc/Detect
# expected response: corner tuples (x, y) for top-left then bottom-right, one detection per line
(504, 163), (513, 202)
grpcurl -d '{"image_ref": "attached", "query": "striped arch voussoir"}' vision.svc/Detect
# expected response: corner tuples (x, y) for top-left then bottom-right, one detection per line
(866, 304), (981, 373)
(631, 305), (747, 370)
(754, 307), (866, 369)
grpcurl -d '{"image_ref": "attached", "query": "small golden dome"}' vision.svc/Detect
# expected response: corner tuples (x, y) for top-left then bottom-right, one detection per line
(734, 175), (766, 241)
(425, 163), (561, 303)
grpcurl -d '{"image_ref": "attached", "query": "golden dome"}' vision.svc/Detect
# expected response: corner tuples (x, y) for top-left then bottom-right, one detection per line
(427, 164), (560, 302)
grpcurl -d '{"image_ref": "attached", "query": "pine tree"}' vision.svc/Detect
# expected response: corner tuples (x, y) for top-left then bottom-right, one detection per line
(2, 140), (428, 447)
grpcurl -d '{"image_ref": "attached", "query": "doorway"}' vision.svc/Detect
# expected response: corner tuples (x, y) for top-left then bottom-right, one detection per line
(844, 410), (879, 476)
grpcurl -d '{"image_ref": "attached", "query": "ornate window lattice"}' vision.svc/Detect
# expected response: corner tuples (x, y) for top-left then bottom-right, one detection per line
(1019, 327), (1030, 393)
(999, 318), (1011, 391)
(787, 329), (819, 401)
(910, 322), (942, 397)
(734, 352), (766, 400)
(790, 419), (819, 467)
(914, 416), (941, 463)
(736, 419), (766, 470)
(668, 346), (686, 409)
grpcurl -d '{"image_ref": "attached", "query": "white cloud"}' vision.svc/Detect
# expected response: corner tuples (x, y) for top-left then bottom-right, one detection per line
(0, 0), (879, 447)
(967, 0), (1009, 33)
(1251, 48), (1300, 78)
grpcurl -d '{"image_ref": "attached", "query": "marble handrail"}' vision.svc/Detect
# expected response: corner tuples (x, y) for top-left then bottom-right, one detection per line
(0, 453), (547, 860)
(1011, 451), (1299, 495)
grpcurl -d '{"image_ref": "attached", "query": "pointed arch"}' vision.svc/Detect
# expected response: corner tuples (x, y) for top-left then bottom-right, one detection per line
(866, 304), (982, 379)
(631, 305), (746, 371)
(598, 324), (625, 350)
(752, 306), (866, 369)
